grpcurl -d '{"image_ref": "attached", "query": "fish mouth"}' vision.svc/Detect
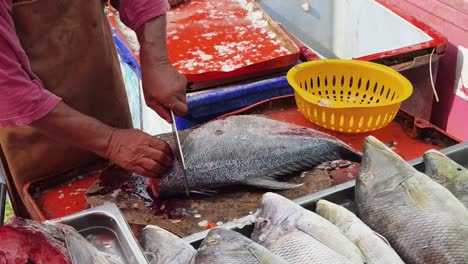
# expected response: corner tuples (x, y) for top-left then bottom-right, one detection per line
(358, 136), (413, 192)
(423, 150), (445, 165)
(141, 225), (163, 233)
(423, 150), (455, 177)
(360, 136), (398, 173)
(424, 149), (442, 155)
(363, 136), (394, 153)
(259, 193), (303, 225)
(147, 178), (161, 199)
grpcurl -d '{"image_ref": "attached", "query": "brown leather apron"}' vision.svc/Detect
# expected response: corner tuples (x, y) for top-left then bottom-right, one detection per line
(0, 0), (132, 219)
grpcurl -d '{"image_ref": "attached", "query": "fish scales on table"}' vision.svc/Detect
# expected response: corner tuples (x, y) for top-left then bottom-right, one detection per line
(251, 192), (365, 264)
(148, 115), (362, 198)
(423, 149), (468, 207)
(356, 136), (468, 264)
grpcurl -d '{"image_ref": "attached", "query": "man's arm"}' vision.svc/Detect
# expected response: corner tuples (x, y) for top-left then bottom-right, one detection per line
(0, 14), (173, 178)
(31, 102), (173, 178)
(110, 0), (188, 122)
(137, 14), (188, 122)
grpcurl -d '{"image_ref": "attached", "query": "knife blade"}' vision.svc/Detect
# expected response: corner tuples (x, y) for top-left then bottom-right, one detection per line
(170, 110), (190, 197)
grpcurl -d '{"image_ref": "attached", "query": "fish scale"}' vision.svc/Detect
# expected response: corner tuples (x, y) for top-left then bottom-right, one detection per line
(356, 136), (468, 264)
(358, 191), (468, 263)
(267, 229), (355, 264)
(154, 115), (361, 197)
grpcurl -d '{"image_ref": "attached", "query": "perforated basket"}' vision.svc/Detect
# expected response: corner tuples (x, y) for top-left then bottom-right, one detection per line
(287, 60), (413, 133)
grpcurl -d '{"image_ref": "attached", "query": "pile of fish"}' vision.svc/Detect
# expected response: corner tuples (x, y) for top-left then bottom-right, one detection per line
(140, 135), (468, 264)
(148, 115), (362, 198)
(0, 218), (123, 264)
(139, 192), (403, 264)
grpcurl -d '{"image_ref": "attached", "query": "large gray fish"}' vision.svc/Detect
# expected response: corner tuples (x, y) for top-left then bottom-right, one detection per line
(316, 200), (404, 264)
(140, 225), (196, 264)
(193, 228), (288, 264)
(149, 115), (361, 198)
(423, 149), (468, 207)
(356, 136), (468, 264)
(251, 192), (365, 264)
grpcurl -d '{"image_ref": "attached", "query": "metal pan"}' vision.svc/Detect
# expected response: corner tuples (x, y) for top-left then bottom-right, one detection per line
(184, 141), (468, 247)
(49, 203), (148, 264)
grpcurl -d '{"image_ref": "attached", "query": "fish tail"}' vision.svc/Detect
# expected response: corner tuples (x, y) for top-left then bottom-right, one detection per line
(339, 146), (362, 163)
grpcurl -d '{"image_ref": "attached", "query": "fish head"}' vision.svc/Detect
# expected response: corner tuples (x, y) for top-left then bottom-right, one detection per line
(140, 225), (196, 264)
(357, 136), (415, 198)
(423, 149), (468, 182)
(315, 200), (353, 229)
(196, 228), (287, 263)
(251, 192), (302, 246)
(196, 228), (250, 261)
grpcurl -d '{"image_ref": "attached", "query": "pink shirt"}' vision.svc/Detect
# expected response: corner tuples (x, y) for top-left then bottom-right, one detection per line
(0, 0), (169, 127)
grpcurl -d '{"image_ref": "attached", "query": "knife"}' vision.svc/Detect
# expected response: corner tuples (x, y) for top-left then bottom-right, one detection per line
(170, 110), (190, 197)
(0, 182), (6, 226)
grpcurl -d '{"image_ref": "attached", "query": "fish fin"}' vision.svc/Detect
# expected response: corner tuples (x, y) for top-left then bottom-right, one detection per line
(297, 224), (365, 263)
(246, 244), (288, 263)
(243, 176), (303, 190)
(401, 180), (428, 208)
(372, 230), (391, 245)
(354, 239), (369, 259)
(191, 189), (217, 196)
(267, 155), (343, 178)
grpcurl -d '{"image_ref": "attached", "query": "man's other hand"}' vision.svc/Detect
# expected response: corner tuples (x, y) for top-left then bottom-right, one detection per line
(141, 59), (187, 123)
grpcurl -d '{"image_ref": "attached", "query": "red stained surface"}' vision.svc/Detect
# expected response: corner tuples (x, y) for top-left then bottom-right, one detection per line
(166, 0), (291, 75)
(36, 172), (101, 220)
(0, 225), (71, 264)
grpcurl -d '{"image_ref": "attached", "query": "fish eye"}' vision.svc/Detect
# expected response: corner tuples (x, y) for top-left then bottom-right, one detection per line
(258, 218), (270, 229)
(207, 237), (220, 245)
(144, 252), (157, 264)
(360, 172), (373, 183)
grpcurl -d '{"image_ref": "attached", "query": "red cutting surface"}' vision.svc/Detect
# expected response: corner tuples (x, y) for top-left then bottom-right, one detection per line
(36, 173), (101, 220)
(166, 0), (291, 75)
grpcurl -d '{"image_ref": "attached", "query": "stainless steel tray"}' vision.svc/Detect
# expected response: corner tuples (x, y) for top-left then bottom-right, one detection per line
(50, 203), (148, 263)
(185, 141), (468, 247)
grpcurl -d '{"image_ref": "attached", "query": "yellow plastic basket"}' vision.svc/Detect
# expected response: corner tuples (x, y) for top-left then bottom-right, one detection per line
(287, 60), (413, 133)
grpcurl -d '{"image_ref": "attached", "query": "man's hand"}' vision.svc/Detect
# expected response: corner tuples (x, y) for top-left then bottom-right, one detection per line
(140, 57), (187, 123)
(138, 14), (188, 123)
(105, 128), (173, 178)
(31, 102), (173, 178)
